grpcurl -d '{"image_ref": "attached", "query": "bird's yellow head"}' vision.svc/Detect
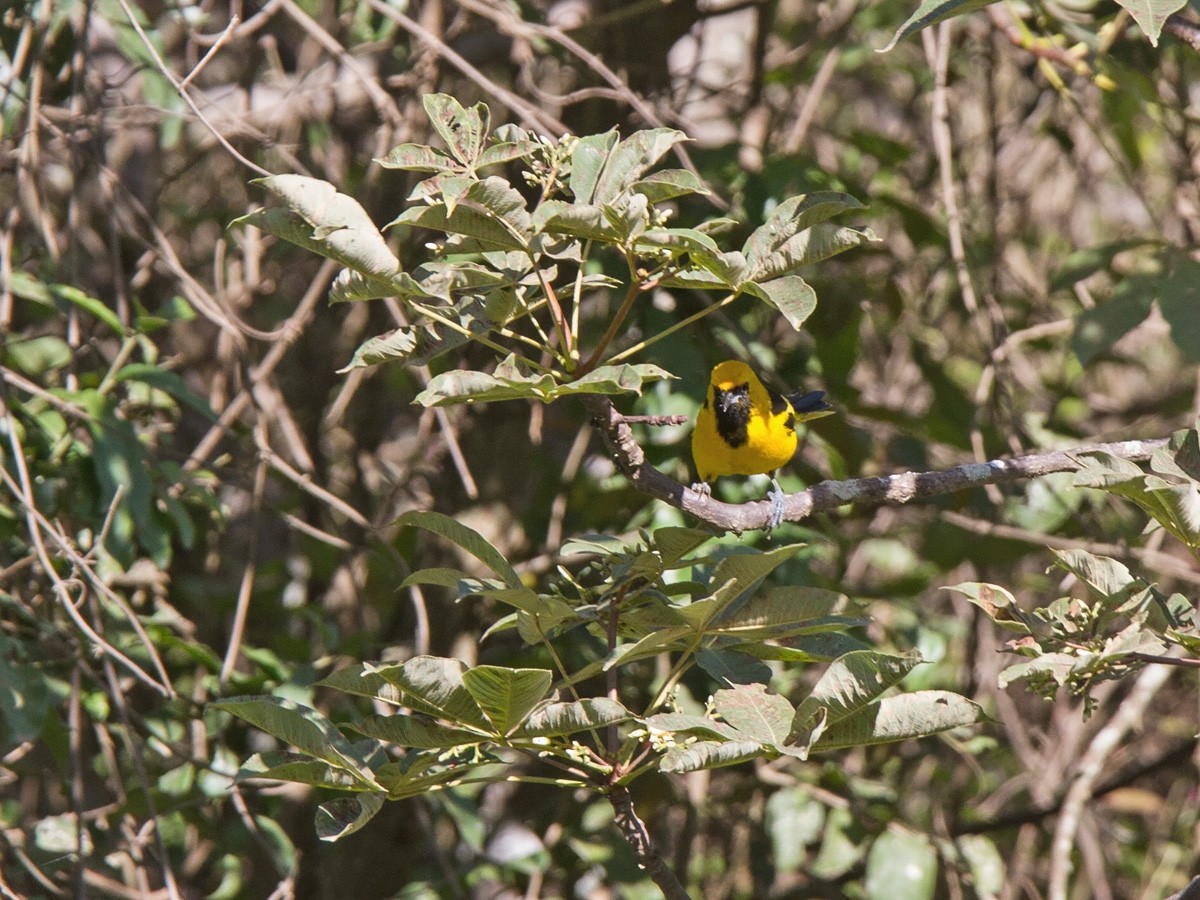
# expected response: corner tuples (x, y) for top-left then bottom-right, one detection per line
(710, 360), (755, 392)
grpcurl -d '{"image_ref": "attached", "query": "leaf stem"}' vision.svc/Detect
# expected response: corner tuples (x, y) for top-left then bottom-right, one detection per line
(606, 290), (741, 365)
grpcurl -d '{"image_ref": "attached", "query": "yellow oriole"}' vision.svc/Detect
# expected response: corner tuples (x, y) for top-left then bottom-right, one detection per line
(691, 360), (832, 528)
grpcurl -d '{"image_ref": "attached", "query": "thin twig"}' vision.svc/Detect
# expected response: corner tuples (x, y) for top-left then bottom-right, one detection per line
(1048, 658), (1177, 900)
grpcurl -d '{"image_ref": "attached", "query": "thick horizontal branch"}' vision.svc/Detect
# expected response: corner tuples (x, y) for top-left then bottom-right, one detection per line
(583, 396), (1169, 533)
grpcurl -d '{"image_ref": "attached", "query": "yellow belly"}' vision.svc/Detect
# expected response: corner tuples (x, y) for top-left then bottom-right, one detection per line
(692, 404), (798, 482)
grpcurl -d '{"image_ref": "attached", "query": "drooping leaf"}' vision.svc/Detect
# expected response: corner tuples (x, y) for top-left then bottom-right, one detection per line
(395, 510), (523, 588)
(315, 794), (384, 842)
(238, 175), (401, 282)
(413, 356), (674, 406)
(745, 275), (817, 330)
(660, 740), (767, 773)
(880, 0), (1000, 52)
(810, 691), (985, 750)
(1113, 0), (1187, 44)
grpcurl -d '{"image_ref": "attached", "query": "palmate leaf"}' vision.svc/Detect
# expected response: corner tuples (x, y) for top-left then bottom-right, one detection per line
(378, 656), (492, 731)
(593, 128), (689, 205)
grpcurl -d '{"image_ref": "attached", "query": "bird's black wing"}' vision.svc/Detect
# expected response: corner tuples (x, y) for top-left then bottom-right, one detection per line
(786, 390), (831, 416)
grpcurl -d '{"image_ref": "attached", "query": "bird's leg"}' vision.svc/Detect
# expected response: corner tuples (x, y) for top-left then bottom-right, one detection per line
(766, 476), (787, 530)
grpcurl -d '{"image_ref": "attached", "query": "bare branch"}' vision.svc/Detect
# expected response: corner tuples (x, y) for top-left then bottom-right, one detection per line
(584, 394), (1170, 533)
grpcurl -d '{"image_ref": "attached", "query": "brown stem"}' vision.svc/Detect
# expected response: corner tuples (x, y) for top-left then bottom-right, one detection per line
(608, 783), (692, 899)
(579, 279), (643, 375)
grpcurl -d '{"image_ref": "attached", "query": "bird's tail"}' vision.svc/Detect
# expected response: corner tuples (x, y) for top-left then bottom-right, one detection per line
(787, 390), (834, 421)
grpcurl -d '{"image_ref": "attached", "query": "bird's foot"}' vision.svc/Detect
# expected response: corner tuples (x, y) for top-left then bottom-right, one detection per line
(690, 481), (712, 500)
(766, 478), (787, 531)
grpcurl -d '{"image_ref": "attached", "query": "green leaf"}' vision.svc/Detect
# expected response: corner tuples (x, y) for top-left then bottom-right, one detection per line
(377, 143), (457, 172)
(1050, 549), (1137, 597)
(316, 664), (403, 704)
(742, 192), (867, 279)
(516, 698), (633, 737)
(381, 656), (491, 730)
(1160, 258), (1200, 362)
(765, 788), (826, 873)
(238, 753), (368, 791)
(413, 356), (674, 407)
(642, 713), (741, 742)
(238, 175), (401, 282)
(114, 363), (217, 419)
(880, 0), (1000, 52)
(713, 684), (794, 748)
(423, 93), (489, 167)
(864, 829), (937, 900)
(390, 197), (527, 251)
(811, 691), (985, 750)
(461, 667), (553, 734)
(631, 169), (710, 203)
(593, 128), (689, 204)
(395, 510), (523, 588)
(1071, 275), (1155, 366)
(695, 648), (772, 685)
(956, 835), (1005, 900)
(568, 130), (620, 203)
(745, 275), (817, 330)
(716, 585), (857, 640)
(792, 651), (922, 739)
(944, 582), (1033, 633)
(214, 696), (379, 786)
(1114, 0), (1186, 44)
(660, 740), (766, 773)
(49, 284), (125, 335)
(998, 653), (1080, 689)
(1048, 238), (1161, 291)
(534, 201), (621, 241)
(315, 794), (384, 842)
(349, 714), (488, 748)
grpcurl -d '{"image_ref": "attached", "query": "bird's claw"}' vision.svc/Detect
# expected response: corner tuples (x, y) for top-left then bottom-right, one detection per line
(766, 478), (787, 531)
(690, 481), (712, 500)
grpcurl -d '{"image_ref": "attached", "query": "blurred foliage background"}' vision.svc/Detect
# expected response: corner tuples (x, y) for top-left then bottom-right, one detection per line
(3, 0), (1200, 896)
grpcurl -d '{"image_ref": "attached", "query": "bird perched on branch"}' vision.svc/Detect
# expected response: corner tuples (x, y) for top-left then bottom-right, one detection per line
(691, 360), (833, 529)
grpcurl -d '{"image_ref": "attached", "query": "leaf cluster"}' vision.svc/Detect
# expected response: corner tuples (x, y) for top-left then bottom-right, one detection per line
(219, 515), (984, 841)
(237, 94), (874, 406)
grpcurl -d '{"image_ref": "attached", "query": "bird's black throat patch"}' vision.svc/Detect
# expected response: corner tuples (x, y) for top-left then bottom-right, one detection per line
(713, 382), (750, 448)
